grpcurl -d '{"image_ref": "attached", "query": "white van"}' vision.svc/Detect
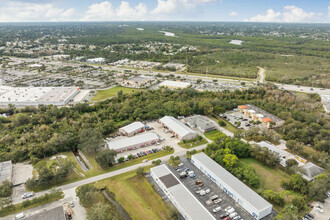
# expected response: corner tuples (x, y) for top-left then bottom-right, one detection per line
(199, 190), (206, 196)
(229, 212), (238, 218)
(14, 213), (25, 220)
(205, 188), (211, 194)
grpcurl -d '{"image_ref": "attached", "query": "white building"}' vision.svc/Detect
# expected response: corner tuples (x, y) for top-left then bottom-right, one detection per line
(256, 141), (288, 167)
(150, 165), (215, 220)
(87, 58), (106, 64)
(0, 86), (80, 107)
(106, 132), (159, 153)
(119, 122), (145, 137)
(191, 153), (272, 220)
(159, 116), (197, 140)
(159, 81), (191, 89)
(185, 115), (216, 132)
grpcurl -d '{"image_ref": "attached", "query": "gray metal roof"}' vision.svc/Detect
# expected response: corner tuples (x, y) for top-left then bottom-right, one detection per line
(24, 206), (65, 220)
(185, 115), (216, 130)
(301, 162), (324, 181)
(151, 165), (215, 220)
(107, 132), (159, 150)
(119, 122), (145, 134)
(192, 153), (272, 211)
(160, 116), (197, 138)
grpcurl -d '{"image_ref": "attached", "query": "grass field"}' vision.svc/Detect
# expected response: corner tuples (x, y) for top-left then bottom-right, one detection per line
(240, 158), (291, 192)
(211, 116), (238, 134)
(32, 149), (174, 192)
(91, 86), (144, 101)
(204, 130), (222, 141)
(178, 137), (208, 149)
(94, 167), (172, 220)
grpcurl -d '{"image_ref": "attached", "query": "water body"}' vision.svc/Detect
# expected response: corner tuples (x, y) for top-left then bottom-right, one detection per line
(229, 40), (243, 45)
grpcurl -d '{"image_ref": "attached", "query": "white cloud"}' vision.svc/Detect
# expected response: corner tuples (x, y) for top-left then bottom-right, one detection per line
(246, 9), (281, 22)
(82, 1), (147, 21)
(229, 12), (238, 17)
(151, 0), (216, 15)
(0, 1), (76, 22)
(246, 5), (322, 23)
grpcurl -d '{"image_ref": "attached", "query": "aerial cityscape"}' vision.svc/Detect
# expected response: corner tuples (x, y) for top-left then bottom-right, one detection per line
(0, 1), (329, 220)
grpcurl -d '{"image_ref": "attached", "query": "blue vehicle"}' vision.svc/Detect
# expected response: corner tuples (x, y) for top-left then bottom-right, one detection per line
(149, 150), (153, 154)
(189, 174), (196, 178)
(184, 168), (190, 172)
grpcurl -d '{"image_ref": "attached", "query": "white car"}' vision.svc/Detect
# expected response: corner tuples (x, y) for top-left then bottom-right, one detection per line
(142, 159), (148, 163)
(178, 163), (183, 167)
(205, 189), (211, 194)
(212, 206), (222, 213)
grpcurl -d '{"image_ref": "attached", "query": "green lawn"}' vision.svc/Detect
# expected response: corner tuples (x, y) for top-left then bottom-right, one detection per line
(204, 130), (222, 141)
(91, 86), (144, 101)
(240, 158), (291, 192)
(178, 137), (208, 149)
(94, 166), (172, 220)
(32, 150), (174, 192)
(211, 116), (238, 133)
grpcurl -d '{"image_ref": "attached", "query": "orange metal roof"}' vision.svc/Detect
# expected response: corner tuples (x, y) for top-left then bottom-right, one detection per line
(262, 118), (273, 122)
(238, 105), (248, 109)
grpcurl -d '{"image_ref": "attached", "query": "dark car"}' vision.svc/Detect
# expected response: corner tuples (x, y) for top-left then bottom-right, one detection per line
(220, 213), (229, 219)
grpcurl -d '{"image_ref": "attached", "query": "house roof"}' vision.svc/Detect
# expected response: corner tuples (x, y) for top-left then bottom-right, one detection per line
(160, 116), (196, 138)
(262, 118), (273, 122)
(238, 105), (248, 109)
(185, 115), (215, 130)
(192, 153), (272, 212)
(301, 162), (324, 181)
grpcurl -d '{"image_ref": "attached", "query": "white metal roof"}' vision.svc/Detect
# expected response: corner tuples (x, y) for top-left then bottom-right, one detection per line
(151, 165), (215, 220)
(257, 141), (288, 166)
(106, 132), (159, 150)
(159, 80), (191, 88)
(119, 122), (145, 134)
(192, 153), (272, 212)
(160, 116), (197, 138)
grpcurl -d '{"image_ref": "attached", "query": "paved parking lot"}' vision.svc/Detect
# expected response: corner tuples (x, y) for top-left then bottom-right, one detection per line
(168, 156), (276, 220)
(223, 111), (256, 130)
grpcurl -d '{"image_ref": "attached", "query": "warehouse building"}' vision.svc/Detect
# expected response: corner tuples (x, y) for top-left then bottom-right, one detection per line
(257, 141), (288, 167)
(24, 206), (66, 220)
(150, 165), (215, 220)
(119, 122), (145, 137)
(106, 132), (159, 153)
(159, 116), (197, 140)
(184, 115), (216, 132)
(159, 80), (191, 89)
(0, 86), (80, 107)
(238, 105), (285, 128)
(0, 161), (12, 184)
(191, 153), (272, 220)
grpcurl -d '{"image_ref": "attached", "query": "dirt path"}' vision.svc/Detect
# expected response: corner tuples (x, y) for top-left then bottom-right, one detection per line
(257, 67), (265, 84)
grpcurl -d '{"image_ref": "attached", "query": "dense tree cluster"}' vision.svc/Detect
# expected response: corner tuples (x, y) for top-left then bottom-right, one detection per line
(77, 185), (123, 220)
(250, 145), (280, 168)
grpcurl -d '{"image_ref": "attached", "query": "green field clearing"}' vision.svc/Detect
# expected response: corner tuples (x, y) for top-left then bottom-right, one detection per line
(240, 158), (291, 192)
(94, 167), (172, 220)
(211, 116), (238, 134)
(204, 130), (222, 141)
(178, 137), (208, 149)
(91, 86), (144, 101)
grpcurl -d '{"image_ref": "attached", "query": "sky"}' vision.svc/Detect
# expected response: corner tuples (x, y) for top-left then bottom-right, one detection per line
(0, 0), (329, 23)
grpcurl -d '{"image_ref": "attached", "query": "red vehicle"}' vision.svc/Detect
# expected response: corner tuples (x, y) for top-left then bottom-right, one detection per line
(146, 151), (150, 155)
(67, 212), (72, 219)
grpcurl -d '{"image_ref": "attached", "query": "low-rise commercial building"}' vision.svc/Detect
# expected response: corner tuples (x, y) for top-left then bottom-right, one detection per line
(191, 153), (272, 220)
(0, 161), (12, 184)
(238, 105), (285, 128)
(106, 132), (159, 153)
(87, 57), (106, 64)
(159, 116), (197, 140)
(0, 86), (80, 107)
(185, 115), (216, 132)
(119, 122), (145, 137)
(256, 141), (288, 167)
(159, 80), (191, 89)
(150, 165), (215, 220)
(24, 206), (66, 220)
(123, 76), (152, 88)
